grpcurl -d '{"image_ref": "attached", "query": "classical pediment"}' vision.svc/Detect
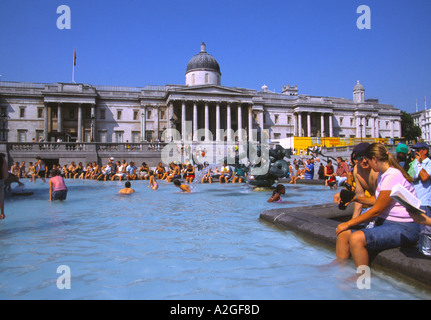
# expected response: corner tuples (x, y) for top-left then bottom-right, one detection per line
(165, 85), (255, 104)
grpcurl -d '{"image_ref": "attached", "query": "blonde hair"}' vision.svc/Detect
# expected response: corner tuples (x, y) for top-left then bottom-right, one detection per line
(365, 143), (412, 183)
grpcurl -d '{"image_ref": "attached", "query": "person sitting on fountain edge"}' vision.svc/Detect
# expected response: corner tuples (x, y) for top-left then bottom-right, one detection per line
(304, 158), (314, 180)
(219, 161), (232, 183)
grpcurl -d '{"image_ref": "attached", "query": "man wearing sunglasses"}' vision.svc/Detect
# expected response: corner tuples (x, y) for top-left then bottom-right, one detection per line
(411, 142), (431, 256)
(334, 142), (379, 221)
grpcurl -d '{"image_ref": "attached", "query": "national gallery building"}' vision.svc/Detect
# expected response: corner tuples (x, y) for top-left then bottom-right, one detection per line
(0, 43), (402, 148)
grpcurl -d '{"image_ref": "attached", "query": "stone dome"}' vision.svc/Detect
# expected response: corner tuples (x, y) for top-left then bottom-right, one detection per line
(186, 42), (221, 74)
(353, 80), (364, 91)
(353, 80), (365, 103)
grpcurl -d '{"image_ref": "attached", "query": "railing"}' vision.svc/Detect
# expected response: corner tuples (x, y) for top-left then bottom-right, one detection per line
(0, 81), (47, 88)
(2, 142), (168, 153)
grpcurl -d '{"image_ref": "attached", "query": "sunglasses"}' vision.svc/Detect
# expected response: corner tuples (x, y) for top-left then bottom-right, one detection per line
(354, 155), (367, 161)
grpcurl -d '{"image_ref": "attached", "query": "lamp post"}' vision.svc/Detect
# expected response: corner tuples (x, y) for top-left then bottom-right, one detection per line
(90, 114), (95, 142)
(359, 123), (363, 142)
(161, 126), (166, 142)
(170, 116), (176, 142)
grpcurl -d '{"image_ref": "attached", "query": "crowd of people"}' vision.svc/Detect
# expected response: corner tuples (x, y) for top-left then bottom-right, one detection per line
(331, 141), (431, 266)
(266, 141), (431, 264)
(286, 153), (353, 188)
(288, 157), (316, 184)
(6, 156), (252, 202)
(4, 142), (431, 266)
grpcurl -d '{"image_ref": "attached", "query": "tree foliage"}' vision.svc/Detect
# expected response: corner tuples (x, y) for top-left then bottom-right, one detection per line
(401, 111), (422, 141)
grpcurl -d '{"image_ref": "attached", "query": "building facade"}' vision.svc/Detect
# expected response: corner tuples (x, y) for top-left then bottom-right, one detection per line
(0, 42), (402, 147)
(412, 108), (431, 143)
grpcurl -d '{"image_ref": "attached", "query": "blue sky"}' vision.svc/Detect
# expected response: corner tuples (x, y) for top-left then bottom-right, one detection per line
(0, 0), (430, 114)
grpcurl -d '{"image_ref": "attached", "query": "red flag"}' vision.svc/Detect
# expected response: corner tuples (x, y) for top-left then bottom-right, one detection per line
(73, 50), (76, 66)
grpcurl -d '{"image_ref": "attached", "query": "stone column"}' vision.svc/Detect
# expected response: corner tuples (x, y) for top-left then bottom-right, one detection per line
(307, 112), (311, 137)
(293, 113), (297, 137)
(166, 102), (174, 142)
(142, 106), (147, 141)
(375, 118), (379, 138)
(248, 106), (253, 142)
(298, 112), (302, 137)
(329, 114), (333, 137)
(193, 102), (198, 141)
(57, 103), (63, 134)
(77, 104), (82, 142)
(181, 101), (186, 142)
(356, 117), (361, 138)
(216, 103), (221, 142)
(205, 103), (210, 141)
(259, 111), (264, 141)
(362, 117), (366, 139)
(237, 104), (242, 141)
(227, 103), (232, 141)
(44, 103), (49, 141)
(154, 105), (159, 141)
(320, 113), (325, 137)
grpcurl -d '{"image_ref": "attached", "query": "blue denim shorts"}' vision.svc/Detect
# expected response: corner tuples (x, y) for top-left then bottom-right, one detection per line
(353, 218), (420, 252)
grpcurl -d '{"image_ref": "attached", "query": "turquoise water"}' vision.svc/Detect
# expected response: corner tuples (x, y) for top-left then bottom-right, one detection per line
(0, 179), (430, 300)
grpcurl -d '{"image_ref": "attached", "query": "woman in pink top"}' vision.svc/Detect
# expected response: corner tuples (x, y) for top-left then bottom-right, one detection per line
(336, 143), (420, 267)
(49, 170), (68, 201)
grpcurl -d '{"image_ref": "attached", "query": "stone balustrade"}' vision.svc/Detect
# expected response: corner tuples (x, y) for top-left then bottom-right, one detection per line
(0, 142), (168, 167)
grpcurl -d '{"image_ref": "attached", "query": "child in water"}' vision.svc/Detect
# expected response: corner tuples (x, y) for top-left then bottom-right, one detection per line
(173, 179), (191, 193)
(148, 171), (158, 190)
(267, 184), (285, 203)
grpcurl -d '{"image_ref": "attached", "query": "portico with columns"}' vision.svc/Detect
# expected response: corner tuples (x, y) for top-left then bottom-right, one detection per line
(166, 87), (260, 142)
(292, 108), (334, 138)
(42, 83), (97, 142)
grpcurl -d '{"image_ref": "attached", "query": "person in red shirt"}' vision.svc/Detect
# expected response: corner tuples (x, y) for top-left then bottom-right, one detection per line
(335, 157), (349, 186)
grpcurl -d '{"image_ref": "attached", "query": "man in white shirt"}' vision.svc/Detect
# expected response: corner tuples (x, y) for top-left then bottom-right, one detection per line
(219, 162), (232, 183)
(410, 142), (431, 256)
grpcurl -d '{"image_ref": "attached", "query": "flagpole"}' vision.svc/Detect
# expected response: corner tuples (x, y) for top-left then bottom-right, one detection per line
(72, 49), (76, 83)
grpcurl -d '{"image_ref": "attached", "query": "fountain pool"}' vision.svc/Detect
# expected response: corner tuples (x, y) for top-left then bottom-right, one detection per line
(0, 179), (430, 299)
